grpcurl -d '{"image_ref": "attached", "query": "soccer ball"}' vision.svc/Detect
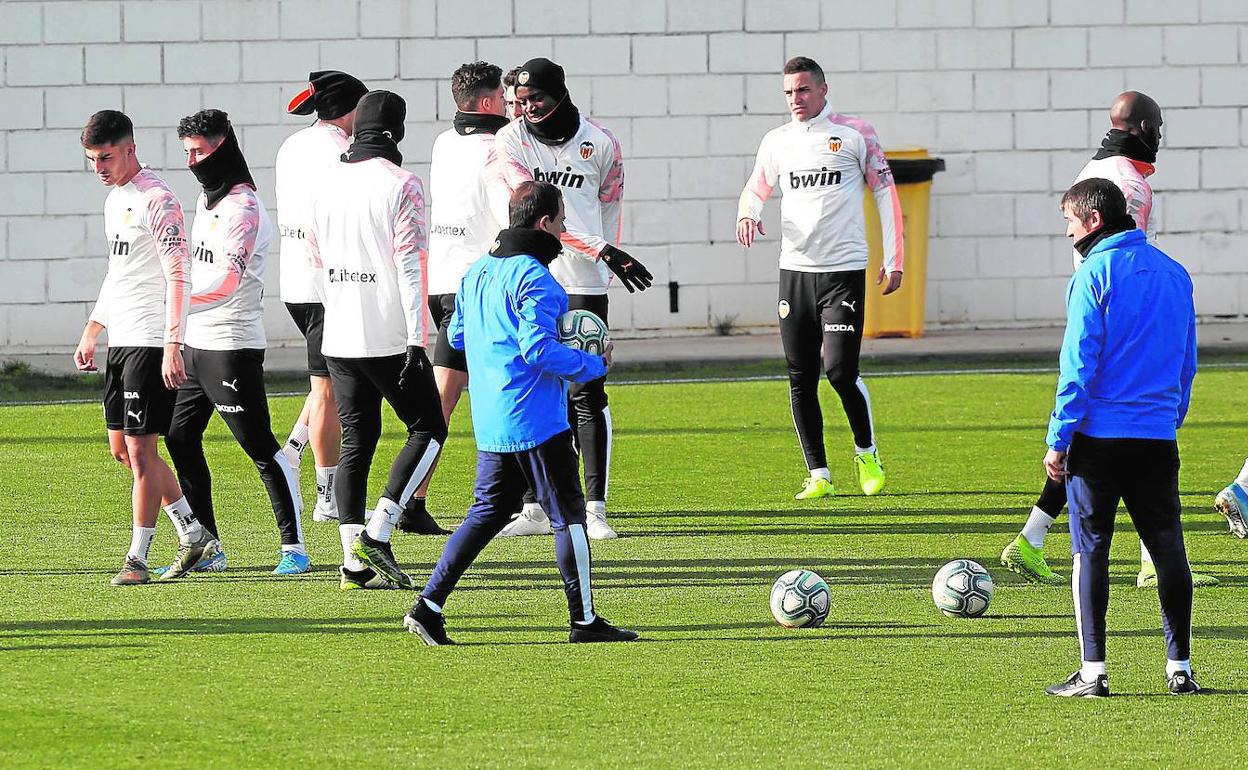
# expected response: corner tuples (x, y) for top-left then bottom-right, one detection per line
(769, 569), (831, 628)
(557, 309), (609, 356)
(931, 559), (994, 618)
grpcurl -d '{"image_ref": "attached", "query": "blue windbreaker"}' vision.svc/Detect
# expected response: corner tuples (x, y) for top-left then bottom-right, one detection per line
(449, 242), (607, 453)
(1047, 228), (1197, 451)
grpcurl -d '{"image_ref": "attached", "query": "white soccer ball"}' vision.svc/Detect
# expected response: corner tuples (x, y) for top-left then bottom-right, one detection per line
(932, 559), (994, 618)
(769, 569), (831, 628)
(557, 309), (609, 356)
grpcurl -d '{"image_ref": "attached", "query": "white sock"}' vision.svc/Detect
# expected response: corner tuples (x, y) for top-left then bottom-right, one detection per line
(1020, 506), (1057, 550)
(127, 525), (156, 564)
(521, 502), (548, 521)
(809, 467), (831, 481)
(1165, 658), (1192, 676)
(422, 597), (443, 613)
(1235, 457), (1248, 493)
(1141, 540), (1155, 567)
(315, 466), (337, 507)
(163, 496), (203, 544)
(855, 444), (877, 455)
(364, 497), (402, 543)
(281, 543), (307, 555)
(339, 523), (365, 570)
(284, 423), (310, 465)
(1081, 660), (1107, 680)
(586, 500), (606, 517)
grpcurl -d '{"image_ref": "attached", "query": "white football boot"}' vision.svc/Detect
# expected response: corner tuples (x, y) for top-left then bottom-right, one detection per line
(498, 503), (553, 537)
(585, 503), (618, 540)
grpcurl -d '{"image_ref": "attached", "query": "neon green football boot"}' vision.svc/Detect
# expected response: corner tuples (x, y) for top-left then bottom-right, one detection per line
(854, 451), (886, 496)
(1137, 561), (1220, 588)
(1000, 535), (1065, 585)
(795, 476), (834, 500)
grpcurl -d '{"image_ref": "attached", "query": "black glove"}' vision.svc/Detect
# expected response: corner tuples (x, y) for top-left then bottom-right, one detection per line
(600, 244), (653, 293)
(398, 345), (425, 389)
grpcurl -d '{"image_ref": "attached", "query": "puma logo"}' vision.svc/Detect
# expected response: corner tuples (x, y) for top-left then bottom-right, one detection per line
(127, 409), (143, 422)
(841, 300), (857, 312)
(222, 379), (239, 392)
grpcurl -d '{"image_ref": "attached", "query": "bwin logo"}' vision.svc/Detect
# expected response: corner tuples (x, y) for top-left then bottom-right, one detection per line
(790, 167), (843, 189)
(215, 403), (245, 414)
(533, 166), (586, 189)
(192, 244), (214, 263)
(110, 235), (131, 256)
(824, 322), (855, 333)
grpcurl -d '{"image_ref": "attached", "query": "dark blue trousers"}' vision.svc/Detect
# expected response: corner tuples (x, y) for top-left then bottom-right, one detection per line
(421, 430), (596, 623)
(1066, 433), (1192, 663)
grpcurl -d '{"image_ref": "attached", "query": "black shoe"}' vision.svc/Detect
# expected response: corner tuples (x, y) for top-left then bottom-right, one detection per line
(1045, 670), (1109, 697)
(569, 616), (640, 643)
(350, 532), (415, 589)
(403, 599), (455, 645)
(397, 499), (451, 535)
(1168, 669), (1202, 695)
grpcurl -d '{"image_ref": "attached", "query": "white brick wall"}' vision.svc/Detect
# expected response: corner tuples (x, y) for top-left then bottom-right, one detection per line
(2, 0), (1247, 358)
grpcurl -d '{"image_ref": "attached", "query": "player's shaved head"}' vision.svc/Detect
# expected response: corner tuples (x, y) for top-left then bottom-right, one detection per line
(1109, 91), (1162, 132)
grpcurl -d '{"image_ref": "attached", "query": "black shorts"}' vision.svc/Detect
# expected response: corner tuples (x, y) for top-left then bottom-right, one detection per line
(102, 346), (176, 436)
(427, 292), (466, 372)
(286, 302), (329, 377)
(778, 268), (866, 380)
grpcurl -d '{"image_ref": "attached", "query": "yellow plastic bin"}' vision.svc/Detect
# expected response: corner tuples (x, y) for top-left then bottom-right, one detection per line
(863, 148), (945, 338)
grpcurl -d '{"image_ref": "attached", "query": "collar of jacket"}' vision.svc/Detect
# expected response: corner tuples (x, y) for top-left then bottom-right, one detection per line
(793, 100), (833, 130)
(489, 227), (563, 265)
(1076, 219), (1143, 259)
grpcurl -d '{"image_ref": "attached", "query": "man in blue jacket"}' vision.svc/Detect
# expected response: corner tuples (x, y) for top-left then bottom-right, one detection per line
(403, 180), (639, 645)
(1044, 178), (1199, 698)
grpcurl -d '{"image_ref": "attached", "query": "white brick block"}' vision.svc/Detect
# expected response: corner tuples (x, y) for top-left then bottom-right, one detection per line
(709, 114), (784, 155)
(280, 0), (358, 39)
(1149, 232), (1199, 271)
(7, 130), (85, 172)
(821, 0), (897, 29)
(669, 75), (746, 116)
(1051, 0), (1123, 25)
(931, 152), (974, 193)
(974, 71), (1048, 111)
(669, 0), (744, 32)
(45, 86), (122, 129)
(396, 122), (441, 164)
(204, 0), (282, 40)
(784, 32), (861, 71)
(933, 278), (1014, 323)
(0, 3), (41, 44)
(1014, 193), (1062, 235)
(874, 111), (938, 149)
(1122, 66), (1200, 107)
(710, 32), (783, 74)
(7, 301), (90, 345)
(860, 31), (936, 70)
(1242, 107), (1248, 146)
(627, 200), (709, 244)
(1015, 110), (1088, 150)
(165, 43), (242, 84)
(437, 0), (512, 36)
(0, 89), (45, 130)
(1163, 190), (1239, 232)
(625, 158), (669, 200)
(0, 174), (45, 215)
(632, 116), (708, 158)
(0, 261), (46, 303)
(897, 72), (973, 112)
(1126, 0), (1200, 23)
(746, 0), (819, 30)
(1191, 273), (1239, 315)
(360, 0), (435, 37)
(1164, 25), (1239, 65)
(1201, 0), (1248, 22)
(48, 259), (107, 302)
(973, 0), (1047, 27)
(1148, 148), (1199, 190)
(1050, 69), (1124, 109)
(320, 40), (400, 80)
(516, 0), (588, 34)
(85, 44), (159, 85)
(897, 0), (973, 27)
(936, 29), (1012, 69)
(744, 74), (787, 115)
(553, 36), (629, 75)
(46, 171), (108, 215)
(122, 86), (203, 132)
(830, 73), (897, 113)
(936, 112), (1013, 151)
(242, 41), (320, 83)
(9, 215), (91, 260)
(634, 35), (707, 75)
(975, 151), (1049, 191)
(1014, 277), (1067, 320)
(925, 237), (978, 280)
(590, 0), (664, 33)
(710, 282), (781, 328)
(1164, 107), (1240, 147)
(123, 1), (198, 42)
(45, 2), (121, 43)
(1089, 26), (1162, 67)
(669, 156), (750, 200)
(399, 38), (475, 79)
(1013, 27), (1087, 69)
(202, 84), (283, 128)
(591, 76), (668, 118)
(935, 194), (1014, 236)
(1200, 66), (1248, 106)
(669, 243), (747, 283)
(975, 236), (1053, 277)
(9, 46), (83, 86)
(1199, 232), (1248, 273)
(631, 280), (710, 330)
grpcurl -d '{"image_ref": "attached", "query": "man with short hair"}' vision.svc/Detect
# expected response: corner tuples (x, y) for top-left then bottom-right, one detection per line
(404, 181), (637, 645)
(75, 109), (212, 585)
(502, 66), (522, 120)
(306, 90), (448, 591)
(276, 70), (369, 525)
(1044, 177), (1199, 697)
(495, 57), (653, 541)
(163, 109), (308, 576)
(737, 56), (902, 501)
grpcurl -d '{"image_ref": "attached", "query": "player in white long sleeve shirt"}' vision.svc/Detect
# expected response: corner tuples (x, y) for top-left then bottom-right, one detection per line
(737, 57), (903, 501)
(276, 70), (369, 524)
(74, 110), (211, 585)
(306, 90), (449, 591)
(163, 109), (307, 578)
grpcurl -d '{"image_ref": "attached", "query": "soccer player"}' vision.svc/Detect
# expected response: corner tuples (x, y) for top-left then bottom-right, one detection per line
(305, 90), (448, 590)
(1044, 178), (1199, 697)
(163, 109), (308, 576)
(736, 56), (901, 500)
(403, 181), (638, 645)
(276, 70), (369, 524)
(495, 57), (653, 540)
(503, 66), (522, 120)
(75, 110), (212, 585)
(1001, 92), (1216, 589)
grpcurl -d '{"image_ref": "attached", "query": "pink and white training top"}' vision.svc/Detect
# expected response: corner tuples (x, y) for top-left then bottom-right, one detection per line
(1073, 155), (1156, 237)
(90, 167), (191, 348)
(738, 101), (903, 275)
(186, 184), (273, 351)
(275, 122), (351, 304)
(427, 125), (510, 296)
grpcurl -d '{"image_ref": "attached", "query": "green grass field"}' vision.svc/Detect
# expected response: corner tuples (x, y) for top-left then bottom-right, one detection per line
(2, 367), (1245, 769)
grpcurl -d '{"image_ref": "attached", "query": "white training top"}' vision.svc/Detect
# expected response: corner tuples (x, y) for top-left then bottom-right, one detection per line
(495, 115), (624, 296)
(427, 126), (510, 296)
(738, 101), (904, 274)
(307, 156), (428, 359)
(276, 122), (351, 304)
(1073, 154), (1156, 236)
(89, 167), (191, 347)
(185, 185), (273, 351)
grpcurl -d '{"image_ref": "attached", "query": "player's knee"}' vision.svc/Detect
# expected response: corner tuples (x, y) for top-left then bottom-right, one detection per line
(110, 447), (132, 468)
(569, 390), (607, 423)
(824, 365), (857, 392)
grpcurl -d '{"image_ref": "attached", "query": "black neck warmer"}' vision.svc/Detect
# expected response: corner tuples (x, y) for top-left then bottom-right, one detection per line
(454, 111), (510, 136)
(191, 127), (255, 210)
(525, 96), (581, 147)
(1093, 128), (1157, 165)
(1074, 213), (1138, 258)
(489, 227), (563, 266)
(344, 129), (403, 165)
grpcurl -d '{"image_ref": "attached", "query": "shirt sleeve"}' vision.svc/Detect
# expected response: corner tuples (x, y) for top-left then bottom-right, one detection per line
(737, 132), (777, 223)
(393, 174), (429, 348)
(483, 142), (512, 231)
(146, 189), (190, 343)
(515, 269), (607, 383)
(594, 130), (624, 256)
(190, 196), (259, 313)
(1047, 269), (1107, 451)
(1119, 177), (1153, 234)
(1178, 297), (1197, 429)
(860, 123), (904, 274)
(448, 286), (465, 351)
(88, 262), (115, 329)
(305, 207), (326, 302)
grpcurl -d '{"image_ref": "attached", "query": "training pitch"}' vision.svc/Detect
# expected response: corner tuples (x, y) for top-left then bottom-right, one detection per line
(1, 368), (1245, 768)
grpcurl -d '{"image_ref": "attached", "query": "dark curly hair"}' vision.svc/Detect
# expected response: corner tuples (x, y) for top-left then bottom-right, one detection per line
(503, 66), (520, 88)
(177, 109), (230, 141)
(451, 61), (503, 111)
(81, 109), (133, 147)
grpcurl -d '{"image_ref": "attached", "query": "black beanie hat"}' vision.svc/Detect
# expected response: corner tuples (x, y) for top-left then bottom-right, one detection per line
(353, 90), (406, 143)
(516, 58), (568, 100)
(287, 70), (369, 120)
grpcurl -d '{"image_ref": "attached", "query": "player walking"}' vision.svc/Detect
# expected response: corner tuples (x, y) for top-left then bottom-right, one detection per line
(162, 109), (307, 576)
(75, 110), (212, 585)
(1044, 178), (1200, 697)
(305, 90), (448, 590)
(495, 57), (653, 540)
(737, 57), (902, 500)
(276, 70), (369, 524)
(403, 181), (638, 645)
